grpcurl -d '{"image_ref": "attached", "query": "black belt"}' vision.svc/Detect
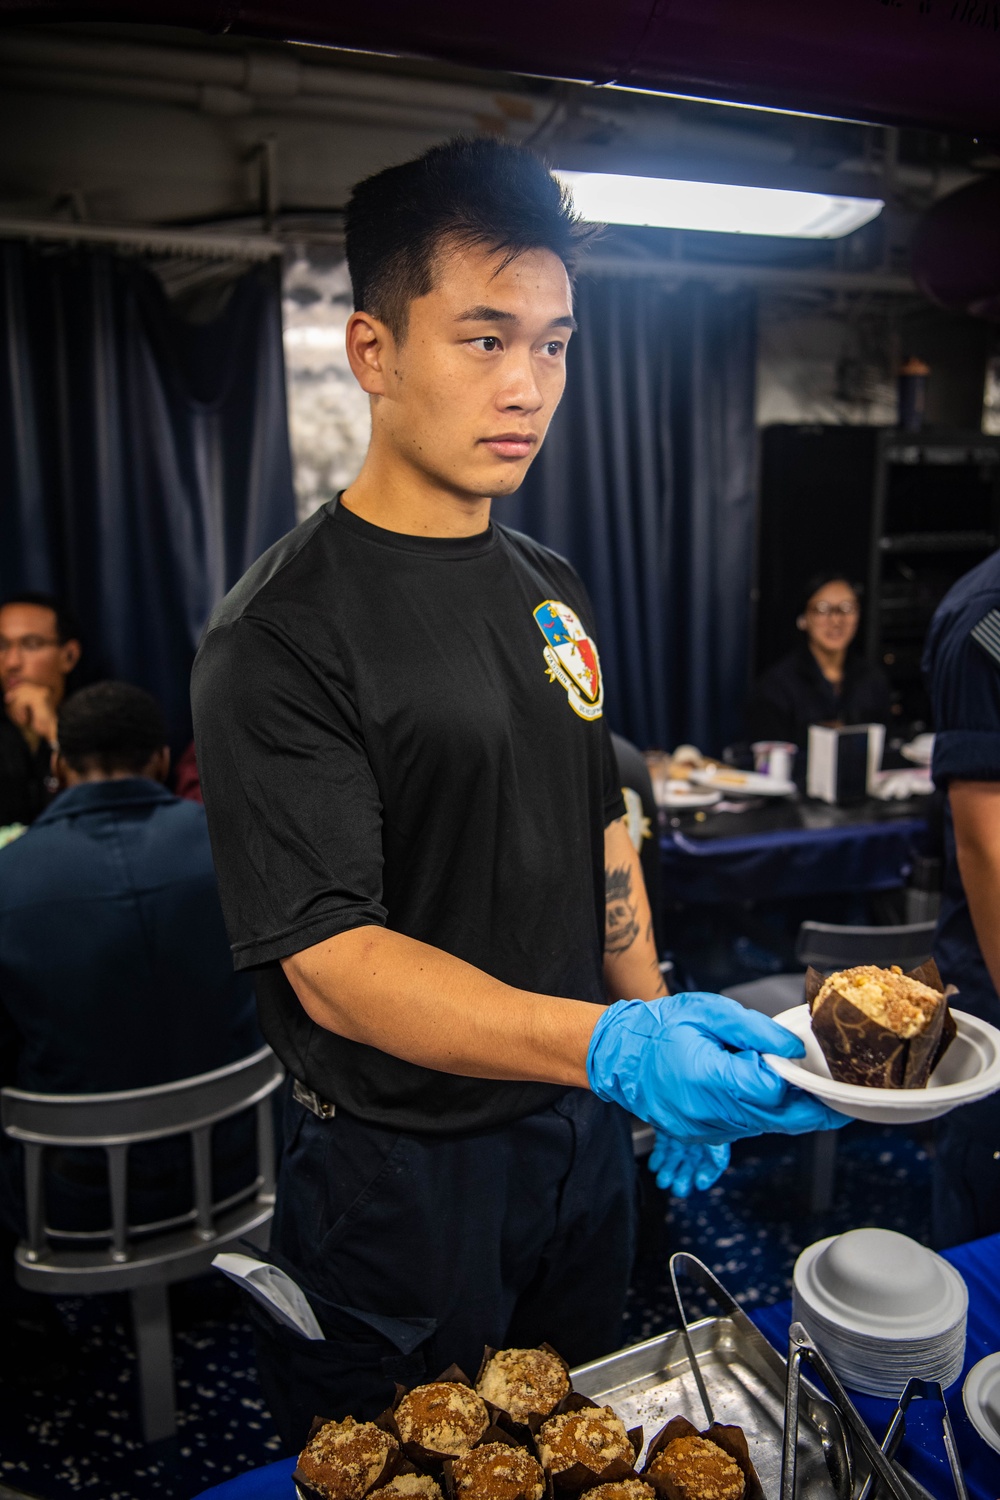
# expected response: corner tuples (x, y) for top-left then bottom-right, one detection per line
(292, 1078), (337, 1119)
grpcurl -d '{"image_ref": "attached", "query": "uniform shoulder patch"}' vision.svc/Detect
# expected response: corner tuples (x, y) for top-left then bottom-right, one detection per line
(970, 608), (1000, 668)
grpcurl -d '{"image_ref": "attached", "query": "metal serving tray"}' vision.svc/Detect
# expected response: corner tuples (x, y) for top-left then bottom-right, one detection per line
(570, 1255), (935, 1500)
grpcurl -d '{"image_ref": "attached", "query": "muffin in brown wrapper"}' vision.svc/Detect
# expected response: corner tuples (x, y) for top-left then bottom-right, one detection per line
(536, 1394), (643, 1493)
(475, 1344), (571, 1425)
(294, 1414), (401, 1500)
(805, 959), (957, 1089)
(446, 1437), (546, 1499)
(642, 1417), (763, 1500)
(586, 1484), (656, 1499)
(383, 1369), (490, 1468)
(372, 1470), (445, 1498)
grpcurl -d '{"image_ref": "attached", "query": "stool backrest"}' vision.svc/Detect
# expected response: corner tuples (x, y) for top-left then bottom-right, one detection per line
(1, 1046), (284, 1266)
(795, 920), (938, 973)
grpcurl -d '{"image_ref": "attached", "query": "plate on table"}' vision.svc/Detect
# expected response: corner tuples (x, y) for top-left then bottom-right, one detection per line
(762, 1005), (1000, 1124)
(658, 780), (723, 809)
(688, 766), (796, 797)
(901, 733), (935, 766)
(963, 1351), (1000, 1454)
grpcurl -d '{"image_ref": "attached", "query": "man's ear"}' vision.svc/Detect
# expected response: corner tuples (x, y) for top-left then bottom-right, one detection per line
(51, 750), (72, 788)
(796, 616), (807, 631)
(148, 746), (171, 784)
(59, 639), (81, 675)
(345, 310), (394, 396)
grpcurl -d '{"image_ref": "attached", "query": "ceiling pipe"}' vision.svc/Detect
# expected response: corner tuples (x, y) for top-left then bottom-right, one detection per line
(0, 1), (997, 133)
(0, 215), (282, 257)
(0, 30), (807, 169)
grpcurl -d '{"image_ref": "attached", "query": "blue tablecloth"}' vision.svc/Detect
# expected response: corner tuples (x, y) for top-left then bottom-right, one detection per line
(196, 1234), (1000, 1500)
(661, 813), (928, 905)
(751, 1233), (1000, 1500)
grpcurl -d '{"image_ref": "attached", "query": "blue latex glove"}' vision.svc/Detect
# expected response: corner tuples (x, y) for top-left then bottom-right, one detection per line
(648, 1135), (730, 1197)
(588, 993), (849, 1146)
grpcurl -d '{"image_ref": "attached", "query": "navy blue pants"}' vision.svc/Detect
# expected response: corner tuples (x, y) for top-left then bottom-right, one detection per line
(933, 1093), (1000, 1249)
(253, 1084), (638, 1451)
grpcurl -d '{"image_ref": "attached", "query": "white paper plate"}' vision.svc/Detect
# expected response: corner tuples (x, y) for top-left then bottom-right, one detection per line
(688, 767), (796, 797)
(793, 1231), (967, 1338)
(963, 1351), (1000, 1454)
(901, 733), (935, 766)
(658, 781), (723, 809)
(763, 1006), (1000, 1123)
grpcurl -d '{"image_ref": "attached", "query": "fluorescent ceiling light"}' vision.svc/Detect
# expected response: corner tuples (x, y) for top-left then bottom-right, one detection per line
(554, 170), (883, 239)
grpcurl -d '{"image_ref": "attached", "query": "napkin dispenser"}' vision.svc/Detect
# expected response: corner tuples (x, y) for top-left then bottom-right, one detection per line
(807, 723), (885, 804)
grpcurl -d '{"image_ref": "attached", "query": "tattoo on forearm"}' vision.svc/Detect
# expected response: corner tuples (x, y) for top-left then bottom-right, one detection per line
(605, 863), (640, 954)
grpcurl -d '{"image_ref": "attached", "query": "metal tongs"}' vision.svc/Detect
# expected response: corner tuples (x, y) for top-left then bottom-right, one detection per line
(669, 1255), (853, 1500)
(782, 1322), (912, 1500)
(857, 1377), (968, 1500)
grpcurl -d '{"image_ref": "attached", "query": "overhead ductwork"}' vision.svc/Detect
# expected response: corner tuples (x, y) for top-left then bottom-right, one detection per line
(0, 0), (998, 135)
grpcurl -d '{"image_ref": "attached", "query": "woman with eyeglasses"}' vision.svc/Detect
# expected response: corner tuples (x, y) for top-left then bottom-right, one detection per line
(746, 571), (892, 757)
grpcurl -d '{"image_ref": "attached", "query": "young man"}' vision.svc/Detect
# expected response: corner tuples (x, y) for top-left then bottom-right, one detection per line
(0, 592), (81, 827)
(193, 139), (842, 1448)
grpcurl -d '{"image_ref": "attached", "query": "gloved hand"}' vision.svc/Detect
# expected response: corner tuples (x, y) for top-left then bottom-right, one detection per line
(648, 1135), (730, 1197)
(588, 993), (849, 1146)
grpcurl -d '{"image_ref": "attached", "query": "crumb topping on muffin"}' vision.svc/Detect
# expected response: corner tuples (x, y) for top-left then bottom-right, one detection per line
(648, 1435), (744, 1500)
(537, 1406), (633, 1475)
(372, 1475), (443, 1498)
(476, 1347), (569, 1422)
(297, 1416), (398, 1500)
(395, 1382), (489, 1457)
(586, 1483), (657, 1499)
(817, 966), (941, 1038)
(451, 1442), (545, 1499)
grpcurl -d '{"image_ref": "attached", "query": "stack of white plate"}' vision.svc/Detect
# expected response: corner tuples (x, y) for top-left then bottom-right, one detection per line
(792, 1228), (967, 1399)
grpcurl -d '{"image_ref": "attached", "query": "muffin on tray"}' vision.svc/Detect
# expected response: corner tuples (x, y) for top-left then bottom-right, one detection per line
(537, 1405), (634, 1477)
(808, 961), (956, 1089)
(394, 1382), (489, 1458)
(450, 1441), (545, 1499)
(647, 1434), (745, 1500)
(476, 1346), (569, 1423)
(586, 1483), (656, 1499)
(372, 1475), (443, 1498)
(295, 1416), (398, 1500)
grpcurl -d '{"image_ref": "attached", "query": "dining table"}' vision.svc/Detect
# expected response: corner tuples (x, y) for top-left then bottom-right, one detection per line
(659, 793), (932, 907)
(194, 1233), (1000, 1500)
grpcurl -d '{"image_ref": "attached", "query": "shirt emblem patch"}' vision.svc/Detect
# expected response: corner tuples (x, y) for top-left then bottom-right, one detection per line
(533, 599), (604, 721)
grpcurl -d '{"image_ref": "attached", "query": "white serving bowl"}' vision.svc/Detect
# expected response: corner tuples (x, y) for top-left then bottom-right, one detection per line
(763, 1005), (1000, 1124)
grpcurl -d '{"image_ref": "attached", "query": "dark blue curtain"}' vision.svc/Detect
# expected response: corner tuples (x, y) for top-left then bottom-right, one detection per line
(500, 276), (757, 755)
(0, 244), (296, 746)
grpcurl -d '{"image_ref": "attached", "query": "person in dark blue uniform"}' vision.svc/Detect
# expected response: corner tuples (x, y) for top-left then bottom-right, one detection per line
(923, 550), (1000, 1246)
(0, 682), (260, 1238)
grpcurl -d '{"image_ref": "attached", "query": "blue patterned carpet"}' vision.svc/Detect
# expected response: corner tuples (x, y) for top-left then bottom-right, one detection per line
(0, 1121), (932, 1500)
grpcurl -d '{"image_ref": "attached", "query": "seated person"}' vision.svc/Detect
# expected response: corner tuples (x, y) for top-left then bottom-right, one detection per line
(0, 592), (82, 828)
(746, 572), (891, 756)
(0, 681), (261, 1242)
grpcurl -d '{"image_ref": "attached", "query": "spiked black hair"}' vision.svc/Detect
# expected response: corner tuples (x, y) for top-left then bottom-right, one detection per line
(345, 136), (593, 340)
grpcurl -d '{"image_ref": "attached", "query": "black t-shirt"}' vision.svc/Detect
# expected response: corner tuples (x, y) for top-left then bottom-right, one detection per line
(192, 498), (624, 1134)
(745, 644), (892, 756)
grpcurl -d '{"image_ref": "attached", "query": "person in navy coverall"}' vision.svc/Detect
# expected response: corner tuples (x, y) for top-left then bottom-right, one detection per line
(0, 681), (260, 1292)
(923, 550), (1000, 1245)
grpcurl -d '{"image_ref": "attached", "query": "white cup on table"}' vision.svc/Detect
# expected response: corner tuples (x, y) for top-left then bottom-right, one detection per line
(751, 740), (797, 783)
